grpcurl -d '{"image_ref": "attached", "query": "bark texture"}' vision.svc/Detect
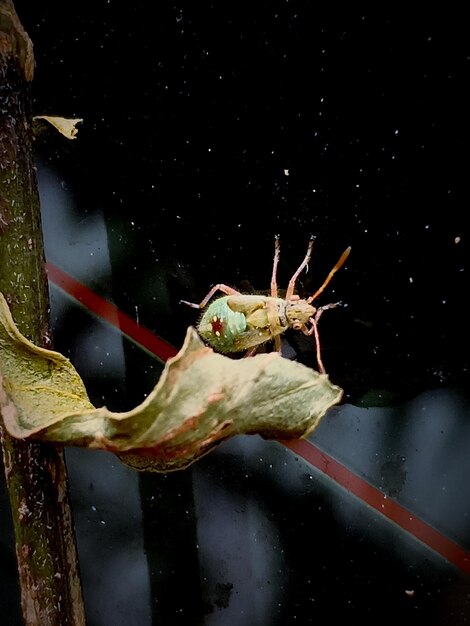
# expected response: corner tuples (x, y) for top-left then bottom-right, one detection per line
(0, 1), (85, 623)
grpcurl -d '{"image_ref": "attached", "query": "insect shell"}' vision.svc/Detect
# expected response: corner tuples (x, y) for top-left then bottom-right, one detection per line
(182, 236), (351, 371)
(197, 294), (315, 353)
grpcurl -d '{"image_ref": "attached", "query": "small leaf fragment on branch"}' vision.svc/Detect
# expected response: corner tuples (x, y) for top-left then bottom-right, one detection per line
(0, 293), (343, 472)
(33, 115), (83, 139)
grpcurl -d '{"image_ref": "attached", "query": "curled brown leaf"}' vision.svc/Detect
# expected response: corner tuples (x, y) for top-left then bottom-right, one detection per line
(0, 293), (343, 472)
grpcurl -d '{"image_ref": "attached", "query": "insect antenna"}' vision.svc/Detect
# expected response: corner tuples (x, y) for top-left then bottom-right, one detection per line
(307, 246), (351, 304)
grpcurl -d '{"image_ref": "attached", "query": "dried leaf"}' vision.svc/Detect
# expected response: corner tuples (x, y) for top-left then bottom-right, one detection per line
(33, 116), (83, 139)
(0, 293), (343, 472)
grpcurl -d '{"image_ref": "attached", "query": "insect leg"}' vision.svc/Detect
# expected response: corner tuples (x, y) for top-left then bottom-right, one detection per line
(244, 346), (259, 357)
(285, 236), (315, 300)
(307, 246), (351, 304)
(316, 302), (342, 317)
(302, 303), (342, 373)
(180, 284), (242, 309)
(311, 319), (326, 375)
(270, 235), (280, 297)
(243, 333), (281, 357)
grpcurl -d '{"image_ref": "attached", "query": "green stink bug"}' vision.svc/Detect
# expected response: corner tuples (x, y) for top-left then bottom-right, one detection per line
(181, 236), (351, 374)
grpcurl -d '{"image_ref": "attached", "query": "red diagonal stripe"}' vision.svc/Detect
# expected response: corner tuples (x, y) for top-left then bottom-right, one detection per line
(46, 262), (178, 363)
(284, 438), (470, 575)
(47, 261), (470, 576)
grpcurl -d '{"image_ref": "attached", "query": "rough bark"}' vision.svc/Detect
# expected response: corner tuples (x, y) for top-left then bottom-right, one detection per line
(0, 1), (85, 623)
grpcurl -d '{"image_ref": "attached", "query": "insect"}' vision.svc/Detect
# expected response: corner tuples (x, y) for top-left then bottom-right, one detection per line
(181, 236), (351, 374)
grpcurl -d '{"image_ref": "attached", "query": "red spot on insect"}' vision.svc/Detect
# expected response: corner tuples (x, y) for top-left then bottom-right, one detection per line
(211, 317), (224, 334)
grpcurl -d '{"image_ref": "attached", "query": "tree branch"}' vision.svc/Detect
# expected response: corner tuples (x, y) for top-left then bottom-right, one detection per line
(0, 1), (85, 623)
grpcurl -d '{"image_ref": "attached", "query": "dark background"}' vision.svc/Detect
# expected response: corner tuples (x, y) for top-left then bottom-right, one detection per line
(3, 5), (470, 625)
(16, 5), (470, 402)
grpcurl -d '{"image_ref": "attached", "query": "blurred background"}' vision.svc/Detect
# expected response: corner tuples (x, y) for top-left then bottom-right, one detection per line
(1, 5), (469, 625)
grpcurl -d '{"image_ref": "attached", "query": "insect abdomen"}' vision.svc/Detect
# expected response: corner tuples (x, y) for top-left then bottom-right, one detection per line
(198, 296), (247, 352)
